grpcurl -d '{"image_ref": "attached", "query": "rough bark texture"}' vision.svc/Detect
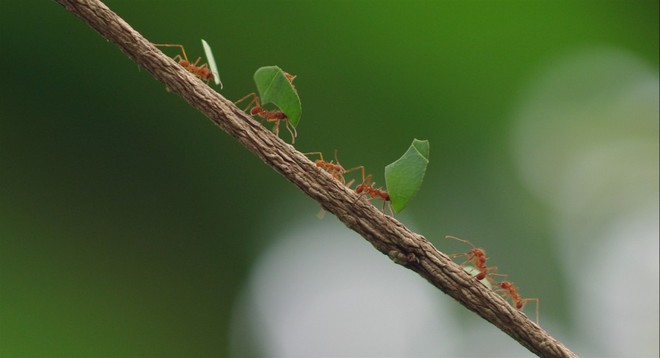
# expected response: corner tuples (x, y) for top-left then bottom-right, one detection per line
(53, 0), (578, 357)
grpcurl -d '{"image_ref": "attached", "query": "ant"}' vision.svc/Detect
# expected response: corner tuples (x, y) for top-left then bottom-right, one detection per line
(154, 43), (215, 84)
(284, 72), (297, 88)
(235, 93), (297, 144)
(444, 236), (502, 287)
(304, 150), (361, 186)
(496, 281), (540, 324)
(352, 166), (392, 215)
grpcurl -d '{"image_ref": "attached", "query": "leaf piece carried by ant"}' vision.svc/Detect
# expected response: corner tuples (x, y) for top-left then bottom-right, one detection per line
(463, 266), (496, 290)
(253, 66), (302, 128)
(384, 139), (430, 213)
(201, 39), (222, 88)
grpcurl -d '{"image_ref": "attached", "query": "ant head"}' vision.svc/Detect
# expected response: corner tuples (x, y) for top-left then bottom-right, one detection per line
(476, 271), (487, 280)
(284, 72), (297, 82)
(251, 107), (262, 115)
(380, 190), (390, 201)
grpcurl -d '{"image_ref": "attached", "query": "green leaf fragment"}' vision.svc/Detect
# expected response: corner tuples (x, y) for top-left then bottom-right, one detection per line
(384, 139), (430, 213)
(201, 39), (222, 88)
(463, 266), (495, 289)
(253, 66), (302, 127)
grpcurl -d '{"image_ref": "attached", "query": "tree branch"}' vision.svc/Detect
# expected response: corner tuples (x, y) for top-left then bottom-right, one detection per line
(53, 0), (577, 356)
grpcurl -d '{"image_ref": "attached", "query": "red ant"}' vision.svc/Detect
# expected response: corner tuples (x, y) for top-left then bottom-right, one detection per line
(496, 281), (539, 324)
(304, 150), (362, 219)
(444, 236), (502, 287)
(352, 167), (392, 215)
(154, 43), (215, 84)
(304, 150), (361, 186)
(235, 93), (297, 144)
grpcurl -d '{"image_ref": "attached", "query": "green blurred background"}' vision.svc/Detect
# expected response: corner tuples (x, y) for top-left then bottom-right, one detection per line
(1, 1), (658, 357)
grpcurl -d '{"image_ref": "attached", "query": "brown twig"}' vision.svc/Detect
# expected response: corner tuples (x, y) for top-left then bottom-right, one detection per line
(53, 0), (577, 356)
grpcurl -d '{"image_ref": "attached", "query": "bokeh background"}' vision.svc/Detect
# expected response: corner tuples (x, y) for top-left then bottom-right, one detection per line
(1, 1), (658, 357)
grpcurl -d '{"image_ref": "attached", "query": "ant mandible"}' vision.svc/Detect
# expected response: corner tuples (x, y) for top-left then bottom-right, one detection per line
(496, 281), (540, 324)
(443, 236), (501, 283)
(154, 43), (215, 84)
(235, 93), (297, 144)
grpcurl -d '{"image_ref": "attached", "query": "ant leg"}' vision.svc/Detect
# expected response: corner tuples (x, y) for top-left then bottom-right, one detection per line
(351, 190), (369, 206)
(478, 267), (506, 288)
(235, 92), (257, 105)
(351, 174), (371, 204)
(342, 165), (365, 189)
(487, 272), (508, 286)
(343, 165), (365, 178)
(304, 152), (340, 181)
(495, 288), (516, 308)
(519, 298), (540, 324)
(355, 174), (374, 194)
(331, 152), (347, 183)
(383, 200), (394, 216)
(348, 166), (368, 186)
(447, 254), (477, 269)
(351, 171), (376, 205)
(154, 43), (189, 63)
(172, 54), (187, 65)
(333, 149), (341, 164)
(284, 118), (297, 144)
(303, 152), (325, 162)
(305, 152), (348, 183)
(235, 93), (259, 111)
(270, 118), (281, 136)
(444, 235), (478, 250)
(190, 56), (202, 67)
